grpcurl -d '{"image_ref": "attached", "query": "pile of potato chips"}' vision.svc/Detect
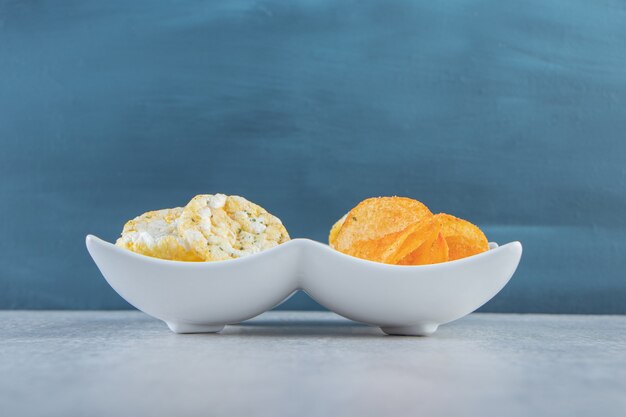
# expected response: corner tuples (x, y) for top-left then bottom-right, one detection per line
(329, 197), (488, 265)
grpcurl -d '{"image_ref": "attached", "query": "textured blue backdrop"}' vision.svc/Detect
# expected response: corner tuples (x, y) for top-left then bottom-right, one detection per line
(1, 0), (625, 313)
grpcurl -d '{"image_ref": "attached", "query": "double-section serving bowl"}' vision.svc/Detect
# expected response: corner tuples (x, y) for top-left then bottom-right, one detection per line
(86, 235), (522, 336)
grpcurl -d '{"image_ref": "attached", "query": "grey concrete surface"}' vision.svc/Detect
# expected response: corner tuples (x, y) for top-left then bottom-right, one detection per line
(0, 311), (625, 417)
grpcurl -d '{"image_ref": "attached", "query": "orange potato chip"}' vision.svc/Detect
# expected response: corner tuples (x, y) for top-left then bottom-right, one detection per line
(328, 197), (488, 266)
(346, 217), (439, 264)
(384, 217), (441, 264)
(435, 213), (488, 260)
(328, 214), (347, 248)
(333, 196), (432, 254)
(344, 226), (410, 263)
(398, 231), (449, 265)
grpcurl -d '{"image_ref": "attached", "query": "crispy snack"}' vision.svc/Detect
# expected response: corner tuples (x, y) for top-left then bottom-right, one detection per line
(115, 208), (203, 261)
(341, 221), (420, 264)
(435, 213), (488, 261)
(398, 231), (449, 265)
(370, 216), (440, 264)
(328, 197), (488, 265)
(332, 197), (433, 263)
(116, 194), (290, 261)
(328, 214), (347, 248)
(177, 194), (290, 261)
(333, 196), (432, 252)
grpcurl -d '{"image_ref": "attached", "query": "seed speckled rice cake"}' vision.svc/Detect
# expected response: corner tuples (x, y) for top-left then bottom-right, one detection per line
(116, 194), (290, 262)
(115, 207), (203, 261)
(177, 194), (290, 261)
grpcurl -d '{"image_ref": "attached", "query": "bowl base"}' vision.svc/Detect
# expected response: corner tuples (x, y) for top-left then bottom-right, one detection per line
(381, 323), (439, 336)
(166, 322), (225, 334)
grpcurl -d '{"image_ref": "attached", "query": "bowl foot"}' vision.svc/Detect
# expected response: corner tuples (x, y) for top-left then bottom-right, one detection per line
(381, 323), (439, 336)
(166, 322), (225, 334)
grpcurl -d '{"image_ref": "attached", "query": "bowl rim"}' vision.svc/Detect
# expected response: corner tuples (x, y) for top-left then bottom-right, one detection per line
(86, 234), (521, 270)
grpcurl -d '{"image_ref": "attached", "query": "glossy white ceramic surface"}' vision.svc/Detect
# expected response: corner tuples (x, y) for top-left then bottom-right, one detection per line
(86, 236), (522, 336)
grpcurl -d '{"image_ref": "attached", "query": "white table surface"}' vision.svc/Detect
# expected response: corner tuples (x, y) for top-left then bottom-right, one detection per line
(1, 311), (625, 417)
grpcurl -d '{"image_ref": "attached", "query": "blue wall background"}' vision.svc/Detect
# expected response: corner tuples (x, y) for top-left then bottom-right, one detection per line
(1, 0), (625, 313)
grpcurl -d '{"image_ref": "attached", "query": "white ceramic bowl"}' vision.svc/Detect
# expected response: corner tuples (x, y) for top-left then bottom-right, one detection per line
(86, 235), (522, 336)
